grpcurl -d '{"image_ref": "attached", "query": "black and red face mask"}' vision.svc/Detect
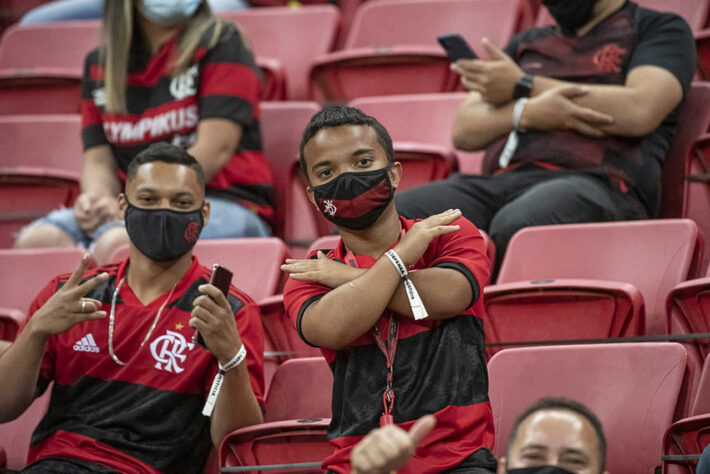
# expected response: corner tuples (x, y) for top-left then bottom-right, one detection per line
(310, 163), (394, 230)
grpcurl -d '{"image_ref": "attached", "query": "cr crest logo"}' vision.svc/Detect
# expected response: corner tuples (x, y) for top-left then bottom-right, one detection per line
(169, 65), (198, 100)
(150, 330), (195, 374)
(323, 200), (337, 216)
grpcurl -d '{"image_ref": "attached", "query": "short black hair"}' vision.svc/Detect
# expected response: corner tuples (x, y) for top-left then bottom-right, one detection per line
(507, 397), (607, 473)
(299, 105), (394, 176)
(126, 142), (206, 190)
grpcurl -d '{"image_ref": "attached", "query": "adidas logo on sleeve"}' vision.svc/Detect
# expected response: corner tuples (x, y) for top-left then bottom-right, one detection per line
(73, 334), (100, 353)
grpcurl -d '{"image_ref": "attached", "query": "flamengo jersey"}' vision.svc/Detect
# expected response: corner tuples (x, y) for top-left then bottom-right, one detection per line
(81, 22), (274, 222)
(284, 216), (495, 473)
(483, 1), (696, 217)
(23, 257), (265, 474)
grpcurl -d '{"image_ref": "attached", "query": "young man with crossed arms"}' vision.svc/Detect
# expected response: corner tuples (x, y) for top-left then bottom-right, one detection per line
(0, 143), (264, 473)
(282, 106), (494, 473)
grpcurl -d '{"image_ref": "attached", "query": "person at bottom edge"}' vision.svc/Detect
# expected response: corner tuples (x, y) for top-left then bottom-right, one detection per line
(0, 143), (265, 473)
(281, 106), (495, 473)
(351, 397), (608, 474)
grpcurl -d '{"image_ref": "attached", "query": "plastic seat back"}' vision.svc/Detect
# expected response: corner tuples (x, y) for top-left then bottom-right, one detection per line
(346, 0), (520, 51)
(498, 219), (702, 335)
(350, 93), (484, 174)
(220, 6), (340, 100)
(489, 343), (688, 474)
(260, 101), (326, 244)
(264, 357), (333, 422)
(0, 248), (90, 327)
(0, 21), (101, 114)
(0, 115), (83, 247)
(108, 238), (290, 302)
(0, 387), (52, 471)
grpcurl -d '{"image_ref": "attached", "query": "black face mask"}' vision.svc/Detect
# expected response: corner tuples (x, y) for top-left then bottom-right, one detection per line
(124, 198), (204, 261)
(310, 164), (394, 230)
(543, 0), (597, 33)
(508, 467), (576, 474)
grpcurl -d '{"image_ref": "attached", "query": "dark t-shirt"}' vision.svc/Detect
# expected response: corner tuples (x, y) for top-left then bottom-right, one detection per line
(81, 22), (274, 222)
(483, 1), (695, 216)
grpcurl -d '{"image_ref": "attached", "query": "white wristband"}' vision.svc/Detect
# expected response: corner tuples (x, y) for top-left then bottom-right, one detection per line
(512, 97), (529, 132)
(385, 250), (428, 320)
(499, 98), (529, 169)
(202, 344), (247, 417)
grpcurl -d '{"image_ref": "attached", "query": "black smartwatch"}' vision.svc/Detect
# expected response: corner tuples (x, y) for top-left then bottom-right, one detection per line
(513, 73), (534, 100)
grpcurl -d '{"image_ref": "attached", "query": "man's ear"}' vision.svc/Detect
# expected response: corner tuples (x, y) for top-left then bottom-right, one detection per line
(306, 186), (320, 210)
(201, 200), (211, 228)
(497, 457), (507, 474)
(118, 194), (127, 220)
(389, 161), (403, 190)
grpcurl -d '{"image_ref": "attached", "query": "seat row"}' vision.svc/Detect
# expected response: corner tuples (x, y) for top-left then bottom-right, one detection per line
(3, 81), (710, 251)
(1, 0), (709, 107)
(2, 342), (704, 473)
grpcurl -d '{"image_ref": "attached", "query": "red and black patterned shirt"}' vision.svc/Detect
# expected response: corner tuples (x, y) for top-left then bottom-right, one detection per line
(81, 22), (274, 222)
(284, 216), (495, 473)
(22, 257), (265, 473)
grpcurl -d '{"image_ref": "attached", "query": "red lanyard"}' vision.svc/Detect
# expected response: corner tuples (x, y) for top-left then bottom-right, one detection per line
(343, 241), (401, 427)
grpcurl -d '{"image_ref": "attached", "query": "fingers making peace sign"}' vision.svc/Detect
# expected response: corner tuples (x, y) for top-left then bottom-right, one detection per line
(27, 254), (109, 339)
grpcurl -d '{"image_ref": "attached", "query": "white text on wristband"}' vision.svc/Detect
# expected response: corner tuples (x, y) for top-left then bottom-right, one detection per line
(202, 344), (247, 417)
(385, 250), (429, 320)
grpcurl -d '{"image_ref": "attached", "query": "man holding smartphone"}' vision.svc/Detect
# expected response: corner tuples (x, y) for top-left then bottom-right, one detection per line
(282, 106), (495, 473)
(397, 0), (696, 276)
(0, 143), (264, 473)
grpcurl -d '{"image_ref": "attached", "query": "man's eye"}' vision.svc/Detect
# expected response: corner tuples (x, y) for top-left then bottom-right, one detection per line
(522, 453), (545, 461)
(318, 169), (332, 178)
(138, 196), (154, 203)
(356, 158), (372, 166)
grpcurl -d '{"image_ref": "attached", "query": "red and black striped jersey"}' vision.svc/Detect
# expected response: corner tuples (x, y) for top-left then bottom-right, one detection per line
(284, 216), (495, 473)
(81, 22), (274, 222)
(22, 257), (265, 473)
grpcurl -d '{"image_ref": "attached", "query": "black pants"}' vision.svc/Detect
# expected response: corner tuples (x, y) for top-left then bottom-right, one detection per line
(21, 458), (118, 474)
(395, 167), (646, 278)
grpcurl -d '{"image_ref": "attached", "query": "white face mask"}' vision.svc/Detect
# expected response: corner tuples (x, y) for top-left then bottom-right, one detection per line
(140, 0), (203, 27)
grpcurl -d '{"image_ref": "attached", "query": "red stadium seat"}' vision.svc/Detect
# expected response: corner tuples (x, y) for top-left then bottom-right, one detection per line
(537, 0), (709, 30)
(259, 101), (325, 245)
(488, 343), (688, 474)
(667, 270), (710, 418)
(108, 238), (290, 302)
(264, 357), (332, 421)
(0, 386), (52, 471)
(309, 0), (523, 102)
(220, 357), (332, 473)
(350, 93), (484, 174)
(220, 6), (340, 100)
(0, 247), (91, 336)
(0, 21), (101, 115)
(662, 413), (710, 474)
(660, 83), (710, 273)
(0, 115), (83, 248)
(690, 354), (710, 416)
(484, 220), (701, 356)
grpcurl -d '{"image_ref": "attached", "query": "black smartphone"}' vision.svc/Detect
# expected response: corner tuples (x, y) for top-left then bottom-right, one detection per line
(193, 263), (234, 348)
(437, 33), (479, 61)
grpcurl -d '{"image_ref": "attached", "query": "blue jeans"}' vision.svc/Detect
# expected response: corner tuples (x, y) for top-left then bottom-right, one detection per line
(23, 195), (270, 249)
(20, 0), (250, 25)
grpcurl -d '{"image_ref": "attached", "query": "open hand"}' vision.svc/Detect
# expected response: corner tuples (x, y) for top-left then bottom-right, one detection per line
(394, 209), (462, 267)
(27, 254), (108, 339)
(281, 251), (365, 288)
(520, 85), (615, 137)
